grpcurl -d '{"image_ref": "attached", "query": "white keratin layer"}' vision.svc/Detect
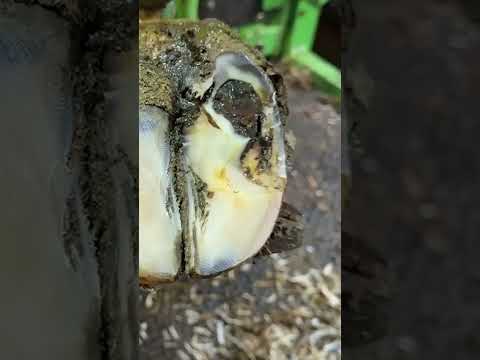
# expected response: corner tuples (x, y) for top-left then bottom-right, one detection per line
(139, 107), (181, 279)
(184, 52), (286, 275)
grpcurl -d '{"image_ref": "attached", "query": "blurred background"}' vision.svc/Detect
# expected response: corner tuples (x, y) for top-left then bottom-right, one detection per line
(139, 1), (341, 359)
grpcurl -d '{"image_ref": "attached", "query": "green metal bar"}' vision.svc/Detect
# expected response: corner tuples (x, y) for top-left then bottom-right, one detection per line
(263, 0), (286, 11)
(176, 0), (200, 19)
(283, 0), (341, 95)
(290, 49), (341, 96)
(284, 0), (322, 54)
(237, 0), (293, 57)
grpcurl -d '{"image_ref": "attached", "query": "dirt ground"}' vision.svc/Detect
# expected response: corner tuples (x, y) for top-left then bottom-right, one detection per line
(139, 81), (341, 360)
